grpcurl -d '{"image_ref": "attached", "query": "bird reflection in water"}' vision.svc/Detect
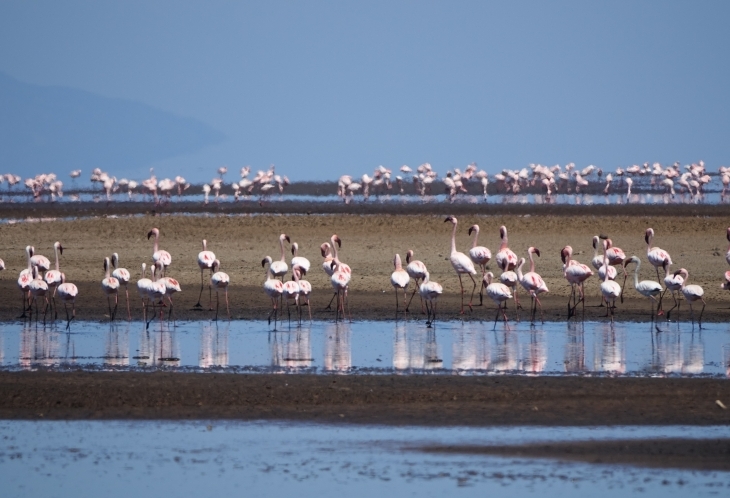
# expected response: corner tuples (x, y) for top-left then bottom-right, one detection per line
(323, 323), (351, 373)
(594, 323), (625, 374)
(135, 322), (179, 367)
(104, 324), (129, 367)
(491, 329), (518, 373)
(682, 330), (704, 375)
(20, 323), (61, 369)
(452, 326), (489, 373)
(269, 329), (312, 371)
(651, 324), (682, 374)
(200, 323), (229, 368)
(564, 321), (586, 373)
(724, 344), (730, 378)
(520, 329), (547, 375)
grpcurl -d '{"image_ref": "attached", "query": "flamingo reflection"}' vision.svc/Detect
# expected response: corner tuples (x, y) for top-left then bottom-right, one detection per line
(594, 323), (626, 373)
(200, 323), (229, 368)
(104, 325), (129, 367)
(270, 329), (312, 370)
(323, 323), (351, 373)
(564, 322), (586, 373)
(452, 327), (489, 372)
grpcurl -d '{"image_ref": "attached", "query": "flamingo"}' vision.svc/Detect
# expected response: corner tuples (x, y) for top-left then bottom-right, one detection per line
(726, 227), (730, 266)
(157, 263), (182, 322)
(467, 224), (492, 305)
(111, 253), (131, 320)
(390, 253), (411, 316)
(483, 271), (512, 329)
(404, 249), (428, 313)
(419, 271), (443, 327)
(18, 246), (33, 318)
(101, 257), (120, 321)
(29, 246), (50, 276)
(600, 240), (622, 321)
(624, 256), (663, 317)
(495, 225), (518, 271)
(137, 263), (152, 322)
(330, 255), (352, 322)
(320, 242), (338, 310)
(147, 228), (172, 276)
(497, 258), (521, 317)
(290, 242), (311, 273)
(645, 228), (672, 282)
(444, 216), (478, 313)
(269, 233), (290, 280)
(56, 273), (78, 329)
(661, 259), (684, 313)
(28, 266), (49, 323)
(145, 263), (167, 328)
(516, 248), (549, 323)
(262, 256), (284, 326)
(194, 239), (216, 309)
(282, 264), (301, 325)
(602, 237), (628, 302)
(294, 266), (313, 322)
(561, 245), (593, 318)
(668, 268), (705, 325)
(43, 241), (64, 317)
(210, 259), (230, 321)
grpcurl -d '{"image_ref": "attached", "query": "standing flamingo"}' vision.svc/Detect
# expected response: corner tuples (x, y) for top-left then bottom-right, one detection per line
(600, 240), (622, 321)
(602, 237), (628, 302)
(147, 228), (172, 276)
(405, 249), (428, 313)
(195, 239), (216, 309)
(320, 242), (338, 310)
(330, 256), (351, 322)
(263, 256), (284, 326)
(467, 224), (492, 305)
(390, 253), (411, 317)
(145, 264), (167, 328)
(561, 245), (593, 318)
(497, 258), (521, 318)
(444, 216), (477, 313)
(102, 257), (120, 321)
(668, 268), (705, 325)
(29, 266), (49, 323)
(495, 225), (518, 271)
(419, 271), (443, 327)
(295, 266), (313, 323)
(624, 256), (663, 317)
(137, 263), (152, 322)
(645, 228), (672, 282)
(484, 271), (512, 329)
(661, 259), (684, 313)
(157, 263), (182, 322)
(111, 253), (131, 320)
(43, 241), (63, 318)
(269, 233), (290, 280)
(56, 274), (78, 329)
(516, 248), (549, 323)
(29, 246), (50, 277)
(210, 259), (230, 321)
(282, 264), (301, 325)
(290, 242), (311, 273)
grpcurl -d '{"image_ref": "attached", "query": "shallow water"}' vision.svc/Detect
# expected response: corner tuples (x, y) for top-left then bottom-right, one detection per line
(2, 320), (728, 377)
(0, 420), (728, 497)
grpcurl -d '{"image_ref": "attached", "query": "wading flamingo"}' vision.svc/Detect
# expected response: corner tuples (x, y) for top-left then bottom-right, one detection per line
(263, 256), (284, 327)
(147, 228), (172, 276)
(195, 239), (216, 309)
(29, 266), (49, 323)
(561, 245), (593, 318)
(111, 253), (131, 320)
(467, 224), (492, 305)
(516, 248), (549, 323)
(269, 233), (290, 280)
(495, 225), (518, 271)
(484, 271), (512, 329)
(390, 253), (410, 317)
(282, 264), (301, 325)
(295, 266), (313, 323)
(668, 268), (705, 326)
(645, 228), (672, 282)
(600, 241), (622, 321)
(444, 216), (477, 313)
(56, 274), (78, 329)
(101, 257), (120, 321)
(157, 263), (182, 322)
(419, 271), (443, 327)
(29, 246), (50, 277)
(211, 259), (230, 321)
(624, 256), (663, 318)
(497, 258), (521, 318)
(137, 263), (152, 322)
(405, 250), (428, 313)
(44, 241), (64, 317)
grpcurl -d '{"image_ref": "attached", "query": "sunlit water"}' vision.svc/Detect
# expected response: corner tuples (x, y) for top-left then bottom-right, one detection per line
(1, 320), (728, 377)
(0, 421), (728, 497)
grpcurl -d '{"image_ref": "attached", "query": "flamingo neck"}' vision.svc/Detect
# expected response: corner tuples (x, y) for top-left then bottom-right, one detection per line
(54, 246), (60, 271)
(471, 228), (479, 248)
(394, 254), (402, 270)
(516, 259), (525, 279)
(528, 251), (536, 273)
(499, 233), (508, 251)
(450, 222), (457, 255)
(330, 236), (340, 261)
(153, 233), (159, 253)
(633, 261), (640, 288)
(279, 237), (286, 262)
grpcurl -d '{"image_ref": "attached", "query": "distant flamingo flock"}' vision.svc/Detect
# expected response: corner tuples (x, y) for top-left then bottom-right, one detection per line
(5, 159), (730, 205)
(5, 221), (728, 331)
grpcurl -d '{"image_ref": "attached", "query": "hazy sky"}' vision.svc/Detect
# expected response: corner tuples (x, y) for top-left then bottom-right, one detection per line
(1, 1), (729, 182)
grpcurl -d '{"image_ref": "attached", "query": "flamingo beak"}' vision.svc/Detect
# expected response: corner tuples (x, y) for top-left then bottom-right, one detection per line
(59, 245), (63, 255)
(534, 248), (541, 258)
(285, 235), (290, 243)
(468, 227), (474, 236)
(644, 234), (649, 244)
(261, 258), (267, 267)
(147, 231), (153, 239)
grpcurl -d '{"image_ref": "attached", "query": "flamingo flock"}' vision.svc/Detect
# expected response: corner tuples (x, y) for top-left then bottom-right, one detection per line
(8, 220), (727, 331)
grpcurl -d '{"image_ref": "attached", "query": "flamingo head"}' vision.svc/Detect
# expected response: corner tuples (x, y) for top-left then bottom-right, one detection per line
(528, 247), (541, 258)
(54, 241), (63, 254)
(147, 228), (159, 240)
(645, 228), (654, 244)
(332, 235), (341, 248)
(111, 253), (119, 268)
(320, 243), (330, 258)
(444, 215), (456, 225)
(212, 259), (220, 272)
(483, 272), (493, 286)
(673, 268), (688, 279)
(592, 236), (600, 250)
(294, 265), (306, 278)
(291, 242), (298, 255)
(624, 255), (639, 268)
(406, 249), (414, 264)
(560, 246), (572, 264)
(330, 260), (337, 271)
(499, 226), (507, 240)
(261, 256), (272, 268)
(103, 257), (109, 272)
(726, 227), (730, 242)
(468, 224), (479, 236)
(393, 254), (401, 268)
(280, 233), (290, 244)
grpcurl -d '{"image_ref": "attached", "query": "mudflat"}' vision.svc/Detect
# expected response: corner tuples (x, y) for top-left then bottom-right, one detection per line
(0, 210), (728, 322)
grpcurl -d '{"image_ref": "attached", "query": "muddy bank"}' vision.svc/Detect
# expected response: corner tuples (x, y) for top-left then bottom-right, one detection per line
(1, 372), (729, 426)
(417, 438), (730, 471)
(0, 213), (729, 323)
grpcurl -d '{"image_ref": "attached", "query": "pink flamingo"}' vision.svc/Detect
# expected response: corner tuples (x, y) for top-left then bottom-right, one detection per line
(147, 228), (172, 276)
(444, 216), (478, 313)
(405, 250), (428, 313)
(467, 224), (492, 305)
(668, 268), (705, 326)
(495, 225), (518, 271)
(599, 241), (622, 321)
(390, 253), (410, 316)
(111, 253), (131, 320)
(419, 271), (443, 327)
(210, 259), (230, 321)
(645, 228), (672, 282)
(294, 266), (312, 323)
(603, 237), (628, 301)
(263, 256), (284, 327)
(484, 271), (512, 329)
(56, 273), (78, 329)
(101, 257), (120, 321)
(516, 247), (549, 323)
(43, 242), (63, 318)
(195, 239), (216, 309)
(561, 245), (593, 318)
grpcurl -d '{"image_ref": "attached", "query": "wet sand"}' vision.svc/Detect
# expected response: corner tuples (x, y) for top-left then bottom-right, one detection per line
(0, 210), (729, 322)
(417, 438), (730, 472)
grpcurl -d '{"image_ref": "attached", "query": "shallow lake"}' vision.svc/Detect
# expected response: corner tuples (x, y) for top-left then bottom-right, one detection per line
(1, 319), (728, 377)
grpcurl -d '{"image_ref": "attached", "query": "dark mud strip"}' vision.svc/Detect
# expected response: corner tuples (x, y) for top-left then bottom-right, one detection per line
(1, 373), (729, 426)
(416, 438), (730, 471)
(3, 200), (730, 219)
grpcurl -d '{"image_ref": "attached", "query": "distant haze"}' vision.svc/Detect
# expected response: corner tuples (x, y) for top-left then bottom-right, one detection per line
(0, 1), (729, 183)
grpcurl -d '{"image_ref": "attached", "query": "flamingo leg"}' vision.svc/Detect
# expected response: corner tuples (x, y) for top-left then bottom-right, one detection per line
(214, 292), (220, 322)
(467, 274), (477, 310)
(267, 297), (276, 325)
(458, 274), (465, 314)
(395, 287), (399, 319)
(225, 288), (230, 320)
(195, 269), (205, 308)
(42, 296), (49, 325)
(125, 288), (131, 321)
(107, 296), (113, 321)
(307, 297), (312, 322)
(324, 292), (337, 311)
(425, 300), (432, 327)
(620, 266), (628, 303)
(493, 301), (501, 329)
(18, 291), (28, 319)
(698, 299), (706, 327)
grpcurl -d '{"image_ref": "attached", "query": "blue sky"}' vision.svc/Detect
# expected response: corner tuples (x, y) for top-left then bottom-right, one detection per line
(1, 1), (729, 182)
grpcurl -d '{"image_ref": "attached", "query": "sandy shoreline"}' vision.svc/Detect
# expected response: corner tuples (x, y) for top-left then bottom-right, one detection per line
(0, 211), (728, 323)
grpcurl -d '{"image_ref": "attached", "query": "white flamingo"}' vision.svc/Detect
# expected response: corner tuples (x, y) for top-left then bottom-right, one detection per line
(484, 271), (512, 328)
(282, 265), (301, 325)
(137, 263), (152, 322)
(290, 242), (311, 273)
(405, 249), (428, 313)
(444, 216), (478, 313)
(44, 241), (64, 317)
(600, 241), (622, 321)
(195, 239), (216, 309)
(56, 273), (78, 329)
(495, 225), (518, 271)
(263, 256), (284, 327)
(29, 266), (49, 323)
(645, 228), (672, 282)
(561, 245), (593, 318)
(390, 253), (410, 316)
(147, 228), (172, 276)
(101, 257), (120, 321)
(211, 259), (230, 321)
(669, 268), (705, 326)
(419, 271), (443, 327)
(294, 266), (313, 323)
(624, 256), (663, 317)
(516, 248), (549, 323)
(269, 233), (290, 280)
(467, 224), (492, 305)
(111, 252), (132, 320)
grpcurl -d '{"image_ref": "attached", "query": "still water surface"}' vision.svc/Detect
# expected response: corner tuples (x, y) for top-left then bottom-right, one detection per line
(1, 320), (728, 377)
